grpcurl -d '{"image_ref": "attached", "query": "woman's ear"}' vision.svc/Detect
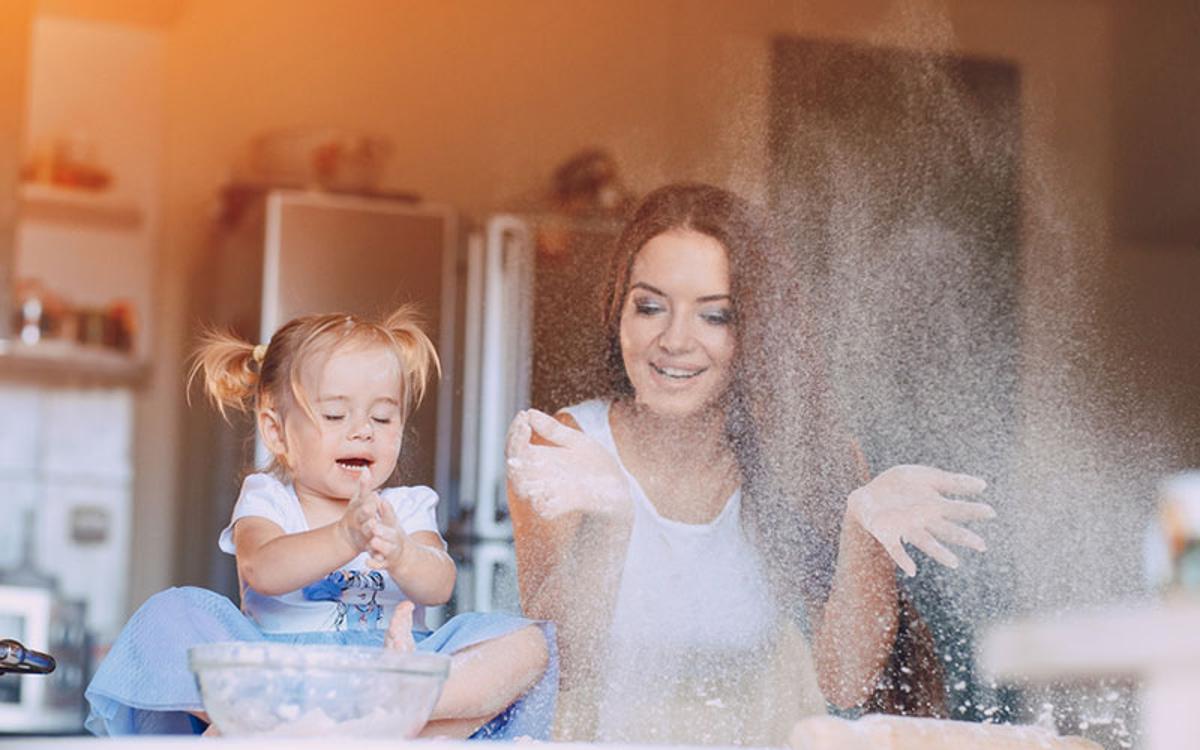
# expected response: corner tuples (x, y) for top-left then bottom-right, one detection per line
(259, 408), (287, 458)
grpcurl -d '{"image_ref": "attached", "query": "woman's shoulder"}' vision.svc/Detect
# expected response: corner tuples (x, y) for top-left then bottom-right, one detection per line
(557, 398), (610, 435)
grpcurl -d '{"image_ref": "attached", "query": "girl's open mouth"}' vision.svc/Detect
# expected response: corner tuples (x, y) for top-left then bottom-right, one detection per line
(336, 457), (374, 469)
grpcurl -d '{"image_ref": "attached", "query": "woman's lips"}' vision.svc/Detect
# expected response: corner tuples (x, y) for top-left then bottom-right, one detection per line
(650, 362), (707, 380)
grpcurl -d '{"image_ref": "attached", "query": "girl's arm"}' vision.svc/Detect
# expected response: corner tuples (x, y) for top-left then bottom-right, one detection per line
(232, 516), (360, 596)
(232, 477), (384, 596)
(378, 529), (456, 606)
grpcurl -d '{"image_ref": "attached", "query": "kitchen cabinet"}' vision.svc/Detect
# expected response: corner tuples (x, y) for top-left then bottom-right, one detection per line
(0, 14), (162, 386)
(0, 2), (34, 344)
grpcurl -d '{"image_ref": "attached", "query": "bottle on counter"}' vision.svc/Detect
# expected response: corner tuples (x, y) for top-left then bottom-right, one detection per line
(1144, 471), (1200, 595)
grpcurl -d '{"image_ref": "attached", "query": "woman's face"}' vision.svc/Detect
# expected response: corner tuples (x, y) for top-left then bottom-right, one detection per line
(619, 229), (736, 417)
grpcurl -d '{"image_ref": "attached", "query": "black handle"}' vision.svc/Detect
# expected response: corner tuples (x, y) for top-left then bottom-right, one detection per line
(0, 639), (56, 675)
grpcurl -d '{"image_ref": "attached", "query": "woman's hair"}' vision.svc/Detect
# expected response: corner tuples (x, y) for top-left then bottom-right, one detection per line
(189, 305), (439, 476)
(600, 182), (861, 619)
(599, 182), (946, 715)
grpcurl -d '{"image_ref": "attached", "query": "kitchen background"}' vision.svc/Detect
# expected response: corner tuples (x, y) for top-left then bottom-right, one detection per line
(0, 0), (1198, 743)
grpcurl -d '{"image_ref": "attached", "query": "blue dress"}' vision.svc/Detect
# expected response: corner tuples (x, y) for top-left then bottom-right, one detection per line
(85, 587), (556, 738)
(85, 475), (556, 738)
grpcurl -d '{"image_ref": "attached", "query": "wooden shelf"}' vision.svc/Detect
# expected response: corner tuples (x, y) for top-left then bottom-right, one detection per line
(18, 183), (144, 230)
(0, 339), (147, 386)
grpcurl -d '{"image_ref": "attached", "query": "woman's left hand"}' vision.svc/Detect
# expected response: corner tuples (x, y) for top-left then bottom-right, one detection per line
(846, 464), (994, 577)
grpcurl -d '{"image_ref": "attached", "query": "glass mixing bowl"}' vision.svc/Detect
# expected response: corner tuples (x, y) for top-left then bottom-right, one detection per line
(189, 642), (450, 737)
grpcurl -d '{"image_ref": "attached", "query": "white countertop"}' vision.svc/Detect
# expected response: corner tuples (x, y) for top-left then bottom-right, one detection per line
(979, 596), (1200, 680)
(979, 596), (1200, 750)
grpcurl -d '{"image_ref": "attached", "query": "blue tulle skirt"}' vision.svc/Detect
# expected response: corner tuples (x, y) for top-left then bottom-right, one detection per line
(85, 587), (557, 739)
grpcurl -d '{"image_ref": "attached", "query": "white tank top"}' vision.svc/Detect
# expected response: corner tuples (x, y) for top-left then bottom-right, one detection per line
(563, 400), (815, 743)
(563, 399), (774, 652)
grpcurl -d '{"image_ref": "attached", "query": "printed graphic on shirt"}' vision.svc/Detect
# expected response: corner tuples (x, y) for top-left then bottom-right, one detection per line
(301, 569), (388, 630)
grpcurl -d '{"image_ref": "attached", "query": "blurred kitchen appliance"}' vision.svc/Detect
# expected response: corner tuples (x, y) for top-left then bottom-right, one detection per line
(0, 588), (87, 734)
(446, 214), (620, 616)
(0, 514), (88, 734)
(0, 639), (56, 676)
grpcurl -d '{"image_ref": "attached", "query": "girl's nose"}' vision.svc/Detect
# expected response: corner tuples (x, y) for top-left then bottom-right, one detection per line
(349, 418), (374, 440)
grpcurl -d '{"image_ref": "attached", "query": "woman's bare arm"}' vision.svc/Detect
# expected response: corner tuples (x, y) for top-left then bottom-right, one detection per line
(813, 510), (899, 707)
(508, 412), (634, 687)
(815, 457), (992, 707)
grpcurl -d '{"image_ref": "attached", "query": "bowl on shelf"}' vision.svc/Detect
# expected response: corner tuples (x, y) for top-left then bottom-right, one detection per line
(244, 128), (393, 193)
(188, 642), (449, 738)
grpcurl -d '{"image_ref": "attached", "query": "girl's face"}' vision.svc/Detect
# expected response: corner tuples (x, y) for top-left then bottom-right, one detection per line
(619, 229), (736, 417)
(265, 343), (406, 502)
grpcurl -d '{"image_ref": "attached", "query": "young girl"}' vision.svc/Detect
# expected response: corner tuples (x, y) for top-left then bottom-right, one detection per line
(85, 308), (555, 738)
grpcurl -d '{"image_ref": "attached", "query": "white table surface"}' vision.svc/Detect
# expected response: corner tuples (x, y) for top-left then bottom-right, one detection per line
(979, 597), (1200, 750)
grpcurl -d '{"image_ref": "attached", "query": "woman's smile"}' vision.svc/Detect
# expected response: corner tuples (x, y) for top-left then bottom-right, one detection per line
(649, 362), (708, 381)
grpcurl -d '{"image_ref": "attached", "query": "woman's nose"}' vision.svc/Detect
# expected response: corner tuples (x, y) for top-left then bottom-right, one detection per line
(658, 311), (693, 353)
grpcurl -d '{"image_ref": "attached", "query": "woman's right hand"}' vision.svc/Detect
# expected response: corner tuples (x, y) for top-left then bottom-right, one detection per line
(846, 464), (994, 577)
(337, 471), (381, 556)
(505, 409), (633, 521)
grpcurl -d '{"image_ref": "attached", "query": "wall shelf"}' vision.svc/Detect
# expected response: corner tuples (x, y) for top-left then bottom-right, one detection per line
(0, 339), (147, 386)
(18, 183), (144, 230)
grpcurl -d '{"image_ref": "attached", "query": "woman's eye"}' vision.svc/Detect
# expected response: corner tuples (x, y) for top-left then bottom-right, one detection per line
(701, 309), (733, 326)
(322, 414), (346, 422)
(633, 299), (665, 316)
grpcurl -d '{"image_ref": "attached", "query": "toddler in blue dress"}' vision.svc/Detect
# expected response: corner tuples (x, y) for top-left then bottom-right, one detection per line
(85, 307), (555, 738)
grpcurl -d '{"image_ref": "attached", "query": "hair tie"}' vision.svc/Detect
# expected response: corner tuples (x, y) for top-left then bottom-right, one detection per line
(252, 344), (267, 363)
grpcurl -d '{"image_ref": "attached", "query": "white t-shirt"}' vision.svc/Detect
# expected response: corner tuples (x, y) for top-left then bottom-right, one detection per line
(218, 472), (441, 634)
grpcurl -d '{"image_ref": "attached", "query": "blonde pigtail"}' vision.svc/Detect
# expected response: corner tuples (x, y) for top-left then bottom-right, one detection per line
(188, 327), (261, 420)
(383, 305), (441, 419)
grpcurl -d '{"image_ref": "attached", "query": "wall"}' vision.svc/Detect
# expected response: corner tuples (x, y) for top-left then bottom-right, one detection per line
(0, 386), (133, 642)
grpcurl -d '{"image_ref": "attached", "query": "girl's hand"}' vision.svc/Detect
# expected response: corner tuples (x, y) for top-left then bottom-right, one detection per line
(364, 499), (408, 570)
(337, 471), (381, 555)
(505, 409), (633, 521)
(847, 464), (994, 577)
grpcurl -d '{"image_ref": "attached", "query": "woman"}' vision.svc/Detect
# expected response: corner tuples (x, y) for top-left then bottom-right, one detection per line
(505, 183), (993, 744)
